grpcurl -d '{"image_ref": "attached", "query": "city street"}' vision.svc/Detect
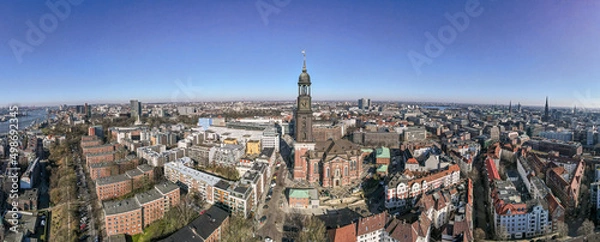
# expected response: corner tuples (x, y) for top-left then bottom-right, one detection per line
(71, 144), (99, 242)
(255, 161), (288, 241)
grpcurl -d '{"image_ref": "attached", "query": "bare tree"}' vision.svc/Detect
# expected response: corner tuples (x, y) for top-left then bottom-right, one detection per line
(298, 216), (327, 242)
(222, 215), (259, 242)
(555, 220), (568, 238)
(474, 228), (486, 241)
(578, 219), (595, 237)
(496, 224), (510, 241)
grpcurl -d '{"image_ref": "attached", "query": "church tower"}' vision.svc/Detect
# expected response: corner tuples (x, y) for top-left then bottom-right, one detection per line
(293, 50), (316, 180)
(543, 96), (550, 122)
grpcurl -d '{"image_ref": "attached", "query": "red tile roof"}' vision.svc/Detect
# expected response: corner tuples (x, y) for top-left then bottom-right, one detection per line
(328, 222), (357, 242)
(485, 157), (501, 181)
(467, 178), (473, 206)
(407, 164), (460, 188)
(357, 212), (385, 236)
(387, 213), (431, 241)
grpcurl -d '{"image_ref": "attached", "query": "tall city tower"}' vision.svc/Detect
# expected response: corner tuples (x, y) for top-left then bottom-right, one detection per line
(293, 50), (315, 180)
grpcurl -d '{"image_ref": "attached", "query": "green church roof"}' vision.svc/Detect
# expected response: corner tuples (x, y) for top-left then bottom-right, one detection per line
(289, 189), (310, 199)
(376, 146), (390, 159)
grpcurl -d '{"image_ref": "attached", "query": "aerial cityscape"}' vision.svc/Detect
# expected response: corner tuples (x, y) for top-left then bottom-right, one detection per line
(1, 1), (600, 242)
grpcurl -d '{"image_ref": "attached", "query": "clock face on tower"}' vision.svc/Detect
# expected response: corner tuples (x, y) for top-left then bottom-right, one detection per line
(300, 99), (308, 109)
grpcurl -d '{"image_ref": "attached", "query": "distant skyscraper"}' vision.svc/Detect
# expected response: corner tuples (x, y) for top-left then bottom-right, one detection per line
(517, 102), (521, 113)
(358, 98), (371, 110)
(75, 105), (85, 114)
(130, 100), (142, 118)
(84, 103), (91, 118)
(508, 101), (512, 113)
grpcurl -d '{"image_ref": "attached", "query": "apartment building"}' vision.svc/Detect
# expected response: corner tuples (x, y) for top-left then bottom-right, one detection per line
(385, 164), (460, 211)
(96, 174), (133, 201)
(103, 182), (180, 236)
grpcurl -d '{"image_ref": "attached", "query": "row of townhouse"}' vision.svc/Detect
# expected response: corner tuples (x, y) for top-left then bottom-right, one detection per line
(384, 164), (461, 211)
(327, 212), (432, 242)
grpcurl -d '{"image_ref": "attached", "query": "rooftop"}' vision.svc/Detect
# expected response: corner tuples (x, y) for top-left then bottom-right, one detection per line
(135, 188), (163, 205)
(126, 168), (143, 178)
(137, 163), (154, 173)
(155, 182), (180, 195)
(165, 161), (221, 186)
(86, 151), (116, 157)
(96, 173), (130, 186)
(89, 161), (116, 168)
(160, 206), (229, 242)
(103, 197), (141, 215)
(376, 146), (390, 159)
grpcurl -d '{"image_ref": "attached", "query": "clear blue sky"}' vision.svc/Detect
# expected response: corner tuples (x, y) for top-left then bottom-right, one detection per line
(1, 0), (599, 107)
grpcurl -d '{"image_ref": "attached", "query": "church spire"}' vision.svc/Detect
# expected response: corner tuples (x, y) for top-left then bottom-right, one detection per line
(302, 49), (307, 72)
(544, 96), (549, 121)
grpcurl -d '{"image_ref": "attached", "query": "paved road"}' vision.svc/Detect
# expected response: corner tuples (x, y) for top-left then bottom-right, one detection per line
(256, 161), (288, 241)
(71, 143), (99, 242)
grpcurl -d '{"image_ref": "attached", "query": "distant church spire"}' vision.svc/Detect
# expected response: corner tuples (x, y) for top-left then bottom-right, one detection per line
(544, 96), (549, 121)
(509, 101), (512, 113)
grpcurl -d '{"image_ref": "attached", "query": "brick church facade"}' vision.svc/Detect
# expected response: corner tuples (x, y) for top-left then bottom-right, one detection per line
(292, 52), (364, 187)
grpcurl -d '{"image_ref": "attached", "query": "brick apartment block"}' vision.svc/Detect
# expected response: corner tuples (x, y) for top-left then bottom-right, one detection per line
(103, 182), (180, 236)
(86, 152), (116, 166)
(83, 144), (115, 155)
(96, 174), (133, 201)
(89, 161), (119, 180)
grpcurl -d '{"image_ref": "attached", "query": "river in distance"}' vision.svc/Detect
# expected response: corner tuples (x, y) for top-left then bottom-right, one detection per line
(0, 109), (51, 135)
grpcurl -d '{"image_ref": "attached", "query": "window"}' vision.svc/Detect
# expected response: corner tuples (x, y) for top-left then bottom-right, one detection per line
(326, 168), (330, 177)
(344, 167), (348, 176)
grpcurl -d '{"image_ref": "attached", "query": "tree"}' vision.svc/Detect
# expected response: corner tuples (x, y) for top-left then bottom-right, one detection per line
(578, 219), (595, 237)
(222, 215), (259, 242)
(555, 220), (568, 238)
(496, 225), (510, 241)
(298, 216), (327, 242)
(474, 228), (486, 241)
